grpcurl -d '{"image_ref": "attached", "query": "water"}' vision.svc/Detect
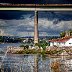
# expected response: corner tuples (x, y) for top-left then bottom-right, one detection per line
(0, 54), (72, 72)
(0, 54), (52, 72)
(0, 43), (22, 51)
(0, 43), (72, 72)
(0, 43), (21, 54)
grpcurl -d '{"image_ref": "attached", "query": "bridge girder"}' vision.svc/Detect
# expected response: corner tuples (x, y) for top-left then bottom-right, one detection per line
(0, 8), (72, 11)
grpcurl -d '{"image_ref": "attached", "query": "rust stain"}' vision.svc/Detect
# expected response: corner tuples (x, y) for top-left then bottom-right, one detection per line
(0, 4), (72, 7)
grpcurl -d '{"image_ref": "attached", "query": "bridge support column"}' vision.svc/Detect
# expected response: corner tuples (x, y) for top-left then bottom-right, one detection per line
(34, 11), (38, 44)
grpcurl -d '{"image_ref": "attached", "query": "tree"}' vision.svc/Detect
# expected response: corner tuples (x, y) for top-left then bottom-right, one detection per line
(35, 40), (49, 50)
(69, 29), (72, 36)
(0, 36), (3, 42)
(60, 29), (72, 37)
(40, 40), (48, 50)
(60, 32), (65, 37)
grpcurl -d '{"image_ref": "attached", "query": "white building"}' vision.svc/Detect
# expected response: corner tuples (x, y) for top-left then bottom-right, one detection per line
(49, 36), (72, 47)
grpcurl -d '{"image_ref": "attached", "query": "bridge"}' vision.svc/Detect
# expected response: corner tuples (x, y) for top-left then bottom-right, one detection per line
(0, 4), (72, 44)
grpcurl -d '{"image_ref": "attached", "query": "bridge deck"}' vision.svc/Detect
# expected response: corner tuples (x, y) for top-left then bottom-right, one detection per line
(0, 4), (72, 11)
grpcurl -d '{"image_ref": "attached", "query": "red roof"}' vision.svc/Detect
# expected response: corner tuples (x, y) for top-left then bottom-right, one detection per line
(49, 36), (72, 42)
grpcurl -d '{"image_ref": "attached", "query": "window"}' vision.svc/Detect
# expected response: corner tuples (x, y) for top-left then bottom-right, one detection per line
(69, 43), (72, 44)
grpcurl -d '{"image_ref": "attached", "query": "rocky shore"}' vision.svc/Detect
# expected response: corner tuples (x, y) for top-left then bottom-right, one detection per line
(6, 46), (72, 56)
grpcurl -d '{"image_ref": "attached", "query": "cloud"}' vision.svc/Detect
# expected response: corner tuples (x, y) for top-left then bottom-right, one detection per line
(0, 14), (34, 36)
(38, 18), (72, 35)
(0, 29), (13, 36)
(0, 11), (72, 37)
(0, 17), (72, 36)
(17, 32), (34, 37)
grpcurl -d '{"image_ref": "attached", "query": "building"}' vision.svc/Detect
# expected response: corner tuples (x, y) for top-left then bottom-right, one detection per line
(49, 36), (72, 47)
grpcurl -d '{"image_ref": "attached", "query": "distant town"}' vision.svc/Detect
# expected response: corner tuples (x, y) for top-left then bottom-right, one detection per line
(0, 28), (59, 44)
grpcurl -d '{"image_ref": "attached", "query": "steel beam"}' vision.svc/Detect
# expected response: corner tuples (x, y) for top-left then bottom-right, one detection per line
(0, 8), (72, 11)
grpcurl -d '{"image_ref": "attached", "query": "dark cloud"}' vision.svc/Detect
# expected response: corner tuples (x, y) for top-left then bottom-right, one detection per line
(0, 11), (72, 36)
(39, 11), (72, 21)
(0, 11), (34, 20)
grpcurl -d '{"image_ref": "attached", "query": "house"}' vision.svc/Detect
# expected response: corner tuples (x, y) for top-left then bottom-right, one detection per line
(49, 36), (72, 47)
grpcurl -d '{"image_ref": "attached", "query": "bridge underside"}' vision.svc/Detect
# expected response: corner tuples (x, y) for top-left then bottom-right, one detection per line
(0, 7), (72, 11)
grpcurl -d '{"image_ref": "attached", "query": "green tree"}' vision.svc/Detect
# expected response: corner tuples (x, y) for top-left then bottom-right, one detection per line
(69, 29), (72, 36)
(35, 40), (49, 50)
(60, 32), (65, 37)
(40, 40), (48, 50)
(60, 29), (72, 37)
(0, 36), (3, 42)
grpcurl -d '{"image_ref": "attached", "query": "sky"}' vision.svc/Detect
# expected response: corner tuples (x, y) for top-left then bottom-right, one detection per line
(0, 0), (72, 4)
(0, 10), (72, 37)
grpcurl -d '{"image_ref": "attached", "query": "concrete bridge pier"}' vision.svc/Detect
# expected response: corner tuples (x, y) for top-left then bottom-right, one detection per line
(34, 11), (39, 44)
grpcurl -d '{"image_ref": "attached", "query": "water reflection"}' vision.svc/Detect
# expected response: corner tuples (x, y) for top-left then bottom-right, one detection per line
(0, 54), (72, 72)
